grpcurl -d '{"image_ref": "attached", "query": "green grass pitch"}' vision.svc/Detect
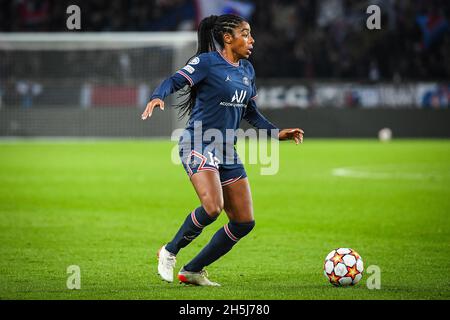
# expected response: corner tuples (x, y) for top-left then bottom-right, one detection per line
(0, 139), (449, 300)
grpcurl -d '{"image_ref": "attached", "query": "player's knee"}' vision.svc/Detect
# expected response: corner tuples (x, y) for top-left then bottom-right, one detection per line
(202, 197), (224, 217)
(229, 220), (255, 239)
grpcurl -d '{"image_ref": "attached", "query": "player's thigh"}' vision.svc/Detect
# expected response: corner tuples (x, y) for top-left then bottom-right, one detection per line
(190, 170), (224, 217)
(222, 177), (254, 223)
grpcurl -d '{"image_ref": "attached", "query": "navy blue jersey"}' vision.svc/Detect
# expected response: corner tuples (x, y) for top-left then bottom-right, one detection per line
(150, 51), (278, 144)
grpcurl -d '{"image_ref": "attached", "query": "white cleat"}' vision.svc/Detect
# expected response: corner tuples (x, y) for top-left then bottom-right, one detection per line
(177, 267), (221, 286)
(157, 245), (176, 282)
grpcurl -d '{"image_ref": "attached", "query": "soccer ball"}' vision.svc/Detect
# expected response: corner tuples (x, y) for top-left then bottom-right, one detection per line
(324, 248), (364, 286)
(378, 127), (392, 142)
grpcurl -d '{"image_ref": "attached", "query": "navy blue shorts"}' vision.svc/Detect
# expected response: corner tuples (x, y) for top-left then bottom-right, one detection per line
(179, 144), (247, 187)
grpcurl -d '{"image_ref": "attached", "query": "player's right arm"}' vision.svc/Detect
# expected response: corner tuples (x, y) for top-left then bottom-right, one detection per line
(141, 74), (185, 120)
(141, 54), (210, 120)
(141, 98), (165, 120)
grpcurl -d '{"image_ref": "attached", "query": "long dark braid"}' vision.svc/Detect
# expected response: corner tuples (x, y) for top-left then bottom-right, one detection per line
(175, 14), (246, 120)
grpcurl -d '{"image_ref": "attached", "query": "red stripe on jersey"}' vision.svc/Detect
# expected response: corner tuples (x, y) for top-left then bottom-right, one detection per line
(221, 175), (242, 186)
(191, 150), (207, 168)
(177, 70), (194, 87)
(198, 167), (219, 173)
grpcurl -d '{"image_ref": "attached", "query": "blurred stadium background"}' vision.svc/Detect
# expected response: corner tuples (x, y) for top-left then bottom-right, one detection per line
(0, 0), (449, 138)
(1, 0), (450, 301)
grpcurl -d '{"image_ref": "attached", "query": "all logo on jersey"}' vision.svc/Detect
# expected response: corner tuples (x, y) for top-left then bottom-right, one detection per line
(231, 90), (247, 103)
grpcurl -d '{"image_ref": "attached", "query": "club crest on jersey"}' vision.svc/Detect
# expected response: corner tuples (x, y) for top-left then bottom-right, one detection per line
(231, 90), (247, 103)
(242, 76), (250, 86)
(189, 57), (200, 65)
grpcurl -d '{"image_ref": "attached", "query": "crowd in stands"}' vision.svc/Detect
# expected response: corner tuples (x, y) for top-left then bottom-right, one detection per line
(0, 0), (449, 81)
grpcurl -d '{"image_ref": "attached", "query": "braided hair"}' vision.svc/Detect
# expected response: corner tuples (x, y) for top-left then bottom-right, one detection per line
(175, 14), (246, 120)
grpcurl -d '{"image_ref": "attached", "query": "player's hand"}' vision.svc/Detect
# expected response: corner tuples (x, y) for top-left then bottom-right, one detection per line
(278, 128), (304, 145)
(141, 98), (165, 120)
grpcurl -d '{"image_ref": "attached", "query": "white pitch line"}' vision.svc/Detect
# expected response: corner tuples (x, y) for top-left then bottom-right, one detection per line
(331, 167), (436, 180)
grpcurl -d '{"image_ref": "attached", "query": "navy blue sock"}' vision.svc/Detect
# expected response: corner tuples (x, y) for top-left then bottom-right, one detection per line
(165, 207), (216, 255)
(184, 220), (255, 272)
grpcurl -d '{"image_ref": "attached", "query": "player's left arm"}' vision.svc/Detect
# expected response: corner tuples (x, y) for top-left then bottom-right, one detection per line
(244, 62), (304, 144)
(278, 127), (304, 144)
(244, 99), (304, 144)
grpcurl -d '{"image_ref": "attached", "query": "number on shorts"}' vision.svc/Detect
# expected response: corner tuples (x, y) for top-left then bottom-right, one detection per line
(207, 151), (220, 169)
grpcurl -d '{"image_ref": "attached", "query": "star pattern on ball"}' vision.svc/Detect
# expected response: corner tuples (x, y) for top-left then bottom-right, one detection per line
(324, 248), (364, 287)
(350, 249), (360, 259)
(331, 253), (344, 265)
(346, 265), (359, 280)
(328, 271), (341, 284)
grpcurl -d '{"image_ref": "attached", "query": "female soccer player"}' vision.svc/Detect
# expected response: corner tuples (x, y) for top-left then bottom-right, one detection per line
(141, 14), (304, 286)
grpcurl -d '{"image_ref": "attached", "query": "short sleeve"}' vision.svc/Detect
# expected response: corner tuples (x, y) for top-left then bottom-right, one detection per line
(176, 54), (210, 87)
